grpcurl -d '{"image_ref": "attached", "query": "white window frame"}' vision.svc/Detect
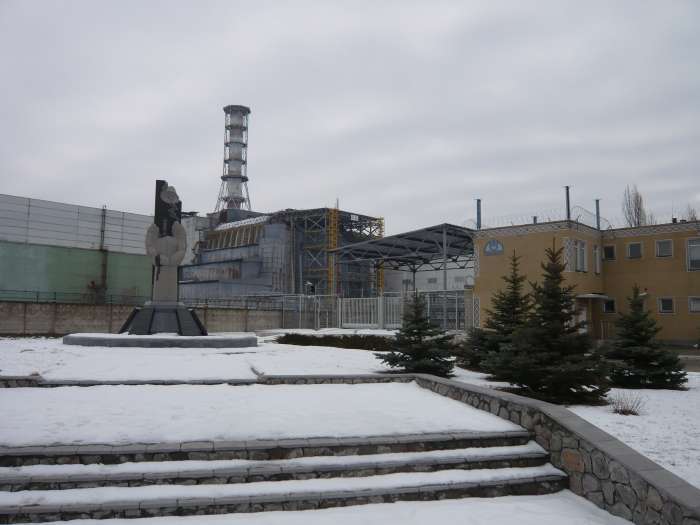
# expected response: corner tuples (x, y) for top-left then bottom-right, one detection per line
(689, 297), (700, 313)
(574, 240), (587, 272)
(657, 297), (675, 314)
(655, 239), (673, 258)
(688, 238), (700, 271)
(602, 299), (616, 314)
(627, 242), (643, 259)
(593, 245), (601, 274)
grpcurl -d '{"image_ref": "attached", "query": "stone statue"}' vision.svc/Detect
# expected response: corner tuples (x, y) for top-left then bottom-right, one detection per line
(119, 180), (207, 336)
(145, 182), (187, 302)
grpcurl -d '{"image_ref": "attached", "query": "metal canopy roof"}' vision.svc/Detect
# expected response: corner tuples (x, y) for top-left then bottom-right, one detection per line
(333, 223), (475, 272)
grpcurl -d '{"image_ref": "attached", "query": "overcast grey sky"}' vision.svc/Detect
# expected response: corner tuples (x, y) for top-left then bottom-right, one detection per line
(1, 1), (698, 233)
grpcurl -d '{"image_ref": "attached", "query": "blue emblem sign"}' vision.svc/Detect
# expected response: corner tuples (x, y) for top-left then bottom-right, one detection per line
(484, 239), (504, 256)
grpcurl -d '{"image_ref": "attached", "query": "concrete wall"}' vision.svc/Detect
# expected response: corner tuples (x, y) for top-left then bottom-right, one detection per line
(0, 241), (152, 298)
(0, 302), (282, 336)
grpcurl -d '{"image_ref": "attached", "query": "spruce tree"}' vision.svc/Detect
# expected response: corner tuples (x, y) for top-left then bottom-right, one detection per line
(495, 246), (608, 404)
(378, 293), (454, 377)
(606, 285), (687, 389)
(468, 252), (530, 375)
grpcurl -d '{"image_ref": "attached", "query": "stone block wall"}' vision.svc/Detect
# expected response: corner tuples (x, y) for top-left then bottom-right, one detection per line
(412, 375), (700, 525)
(0, 301), (282, 336)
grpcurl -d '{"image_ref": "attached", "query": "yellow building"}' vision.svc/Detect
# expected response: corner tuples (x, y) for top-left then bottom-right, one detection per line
(472, 219), (700, 344)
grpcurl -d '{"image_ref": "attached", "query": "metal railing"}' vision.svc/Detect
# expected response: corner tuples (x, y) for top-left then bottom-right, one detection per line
(0, 289), (467, 332)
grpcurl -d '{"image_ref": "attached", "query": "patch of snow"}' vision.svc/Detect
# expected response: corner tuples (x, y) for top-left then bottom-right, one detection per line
(0, 442), (545, 479)
(0, 337), (258, 381)
(0, 464), (563, 506)
(32, 492), (632, 525)
(260, 328), (397, 337)
(452, 367), (511, 389)
(570, 372), (700, 489)
(0, 382), (521, 446)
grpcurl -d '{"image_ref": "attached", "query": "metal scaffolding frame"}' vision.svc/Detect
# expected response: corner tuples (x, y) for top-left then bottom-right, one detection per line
(332, 223), (475, 291)
(284, 208), (384, 297)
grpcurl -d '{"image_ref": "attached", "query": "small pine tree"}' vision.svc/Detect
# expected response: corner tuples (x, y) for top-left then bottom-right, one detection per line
(606, 285), (687, 389)
(469, 252), (530, 376)
(495, 246), (609, 404)
(378, 293), (454, 377)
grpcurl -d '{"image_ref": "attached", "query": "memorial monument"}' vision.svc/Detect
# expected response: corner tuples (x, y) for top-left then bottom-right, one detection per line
(62, 179), (256, 347)
(119, 180), (207, 335)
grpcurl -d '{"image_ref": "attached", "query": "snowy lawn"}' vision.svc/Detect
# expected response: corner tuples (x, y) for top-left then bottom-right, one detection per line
(0, 337), (392, 380)
(570, 372), (700, 489)
(0, 382), (520, 446)
(30, 492), (631, 525)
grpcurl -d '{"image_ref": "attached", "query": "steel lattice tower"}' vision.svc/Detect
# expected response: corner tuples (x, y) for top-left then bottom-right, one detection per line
(215, 105), (251, 212)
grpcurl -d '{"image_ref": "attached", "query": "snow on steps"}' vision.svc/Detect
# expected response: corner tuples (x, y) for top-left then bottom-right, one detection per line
(0, 465), (567, 523)
(0, 430), (532, 467)
(0, 442), (548, 491)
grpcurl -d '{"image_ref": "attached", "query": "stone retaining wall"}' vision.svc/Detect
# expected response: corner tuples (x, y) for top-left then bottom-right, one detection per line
(409, 375), (700, 525)
(256, 374), (700, 525)
(0, 301), (282, 336)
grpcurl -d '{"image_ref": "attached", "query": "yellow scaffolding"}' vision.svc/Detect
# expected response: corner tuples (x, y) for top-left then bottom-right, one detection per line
(327, 207), (339, 295)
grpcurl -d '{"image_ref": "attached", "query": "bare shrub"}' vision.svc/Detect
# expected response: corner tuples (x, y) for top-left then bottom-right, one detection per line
(609, 391), (646, 416)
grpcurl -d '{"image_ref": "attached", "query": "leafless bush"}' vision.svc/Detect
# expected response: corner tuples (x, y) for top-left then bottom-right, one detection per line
(609, 391), (646, 416)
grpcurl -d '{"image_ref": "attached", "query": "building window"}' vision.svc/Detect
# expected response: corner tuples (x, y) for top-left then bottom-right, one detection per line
(454, 276), (466, 283)
(427, 277), (438, 284)
(603, 245), (616, 260)
(593, 245), (601, 274)
(401, 279), (412, 285)
(603, 299), (616, 313)
(658, 297), (674, 314)
(656, 239), (673, 258)
(688, 238), (700, 271)
(627, 242), (642, 259)
(574, 240), (587, 272)
(689, 297), (700, 313)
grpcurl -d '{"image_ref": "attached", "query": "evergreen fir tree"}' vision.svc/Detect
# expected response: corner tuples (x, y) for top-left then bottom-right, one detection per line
(606, 285), (687, 389)
(494, 246), (608, 404)
(378, 293), (454, 377)
(468, 252), (530, 375)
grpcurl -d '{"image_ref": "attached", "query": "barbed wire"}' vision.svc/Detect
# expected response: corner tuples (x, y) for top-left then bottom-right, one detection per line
(461, 204), (698, 230)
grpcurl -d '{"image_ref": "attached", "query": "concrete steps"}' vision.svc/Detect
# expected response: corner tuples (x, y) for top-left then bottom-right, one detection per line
(0, 430), (532, 467)
(0, 442), (548, 491)
(0, 465), (567, 523)
(0, 432), (567, 523)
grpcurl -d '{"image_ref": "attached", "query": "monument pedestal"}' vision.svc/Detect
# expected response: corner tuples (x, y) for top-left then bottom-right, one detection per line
(120, 302), (207, 336)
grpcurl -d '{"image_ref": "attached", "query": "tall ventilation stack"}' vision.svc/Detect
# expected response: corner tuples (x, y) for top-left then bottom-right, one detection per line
(215, 105), (251, 212)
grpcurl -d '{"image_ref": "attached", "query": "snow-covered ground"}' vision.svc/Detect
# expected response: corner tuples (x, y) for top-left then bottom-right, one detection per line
(32, 492), (631, 525)
(1, 336), (698, 489)
(0, 382), (520, 446)
(570, 373), (700, 489)
(0, 337), (388, 380)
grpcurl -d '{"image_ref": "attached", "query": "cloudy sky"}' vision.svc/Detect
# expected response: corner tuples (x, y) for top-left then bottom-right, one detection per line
(1, 1), (698, 233)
